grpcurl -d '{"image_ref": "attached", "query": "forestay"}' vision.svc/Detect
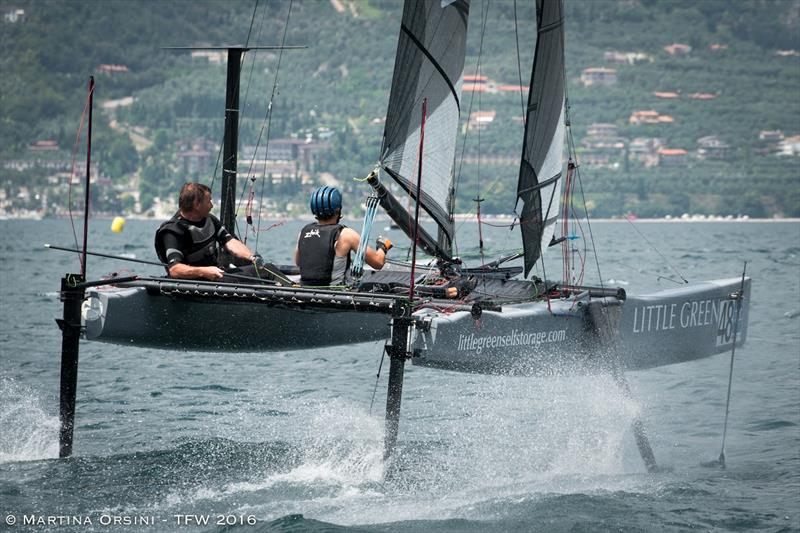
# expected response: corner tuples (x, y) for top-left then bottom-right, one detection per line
(379, 0), (470, 257)
(515, 0), (566, 278)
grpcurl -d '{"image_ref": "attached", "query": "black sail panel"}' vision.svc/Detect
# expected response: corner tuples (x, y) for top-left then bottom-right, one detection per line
(380, 0), (470, 257)
(516, 0), (566, 278)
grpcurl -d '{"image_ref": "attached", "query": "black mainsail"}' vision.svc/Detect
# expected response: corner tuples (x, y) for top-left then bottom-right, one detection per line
(515, 0), (566, 277)
(377, 0), (470, 259)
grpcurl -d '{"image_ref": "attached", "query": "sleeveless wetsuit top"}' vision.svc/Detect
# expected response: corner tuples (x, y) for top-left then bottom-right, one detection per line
(296, 222), (349, 286)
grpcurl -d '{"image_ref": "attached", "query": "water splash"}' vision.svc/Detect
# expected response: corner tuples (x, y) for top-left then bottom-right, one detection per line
(0, 377), (59, 462)
(223, 400), (385, 496)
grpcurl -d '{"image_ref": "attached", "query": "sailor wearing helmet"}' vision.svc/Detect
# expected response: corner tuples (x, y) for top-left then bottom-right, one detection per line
(294, 186), (392, 287)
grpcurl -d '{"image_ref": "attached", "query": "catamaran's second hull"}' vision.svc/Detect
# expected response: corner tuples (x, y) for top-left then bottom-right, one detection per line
(411, 277), (750, 375)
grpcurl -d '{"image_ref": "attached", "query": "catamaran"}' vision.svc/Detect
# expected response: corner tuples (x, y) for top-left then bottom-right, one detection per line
(54, 0), (749, 468)
(77, 0), (748, 368)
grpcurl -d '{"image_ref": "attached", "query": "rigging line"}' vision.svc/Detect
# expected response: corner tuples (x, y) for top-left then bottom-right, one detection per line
(454, 2), (538, 253)
(571, 143), (605, 292)
(67, 82), (94, 271)
(244, 0), (261, 48)
(625, 217), (689, 284)
(536, 178), (556, 308)
(236, 0), (270, 229)
(210, 0), (262, 195)
(512, 0), (527, 119)
(475, 52), (485, 282)
(452, 0), (491, 259)
(352, 197), (379, 278)
(369, 341), (389, 414)
(560, 28), (604, 290)
(453, 0), (489, 201)
(254, 0), (294, 252)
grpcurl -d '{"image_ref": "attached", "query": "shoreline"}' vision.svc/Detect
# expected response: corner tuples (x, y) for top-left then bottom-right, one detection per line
(1, 214), (798, 223)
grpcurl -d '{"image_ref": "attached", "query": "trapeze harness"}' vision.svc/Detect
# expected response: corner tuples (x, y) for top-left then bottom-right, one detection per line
(297, 222), (350, 286)
(154, 213), (233, 272)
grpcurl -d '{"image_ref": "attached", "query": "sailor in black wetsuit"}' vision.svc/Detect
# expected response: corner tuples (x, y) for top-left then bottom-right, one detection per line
(155, 182), (287, 284)
(294, 186), (392, 287)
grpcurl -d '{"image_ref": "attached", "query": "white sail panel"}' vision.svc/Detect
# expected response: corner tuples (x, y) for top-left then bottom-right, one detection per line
(537, 104), (566, 253)
(382, 96), (460, 222)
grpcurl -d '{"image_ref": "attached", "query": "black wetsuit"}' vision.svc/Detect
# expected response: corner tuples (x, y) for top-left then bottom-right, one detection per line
(155, 212), (287, 284)
(155, 212), (232, 269)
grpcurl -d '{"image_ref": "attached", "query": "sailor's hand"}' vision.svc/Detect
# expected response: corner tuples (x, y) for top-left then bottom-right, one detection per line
(250, 253), (265, 268)
(376, 236), (393, 253)
(202, 266), (225, 280)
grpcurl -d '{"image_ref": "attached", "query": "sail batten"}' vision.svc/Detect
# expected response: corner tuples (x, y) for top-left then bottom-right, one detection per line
(380, 0), (470, 258)
(516, 0), (566, 278)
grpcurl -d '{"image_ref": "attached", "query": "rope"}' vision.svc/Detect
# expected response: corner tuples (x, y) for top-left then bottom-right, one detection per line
(351, 196), (380, 278)
(452, 0), (491, 259)
(254, 0), (294, 252)
(67, 82), (94, 272)
(625, 217), (689, 284)
(236, 0), (271, 239)
(210, 0), (262, 195)
(369, 340), (389, 415)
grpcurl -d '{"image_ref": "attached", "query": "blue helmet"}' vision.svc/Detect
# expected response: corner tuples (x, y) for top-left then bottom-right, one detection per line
(309, 186), (342, 218)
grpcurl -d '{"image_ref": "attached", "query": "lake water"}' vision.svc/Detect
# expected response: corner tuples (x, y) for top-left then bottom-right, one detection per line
(1, 219), (798, 532)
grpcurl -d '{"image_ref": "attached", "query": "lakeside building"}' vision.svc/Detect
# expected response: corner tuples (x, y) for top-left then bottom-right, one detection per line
(629, 137), (663, 167)
(688, 93), (717, 100)
(466, 110), (496, 132)
(463, 74), (489, 93)
(240, 139), (330, 174)
(696, 136), (730, 160)
(778, 135), (800, 156)
(664, 43), (692, 56)
(580, 123), (625, 169)
(603, 51), (651, 65)
(497, 85), (526, 93)
(3, 8), (25, 23)
(658, 148), (688, 166)
(759, 130), (784, 142)
(190, 50), (225, 63)
(177, 145), (212, 175)
(586, 123), (618, 138)
(580, 67), (617, 87)
(97, 64), (130, 74)
(629, 110), (673, 124)
(27, 140), (60, 152)
(462, 75), (525, 95)
(756, 130), (785, 155)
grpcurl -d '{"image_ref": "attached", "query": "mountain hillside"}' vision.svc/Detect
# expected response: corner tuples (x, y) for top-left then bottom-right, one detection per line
(1, 0), (798, 218)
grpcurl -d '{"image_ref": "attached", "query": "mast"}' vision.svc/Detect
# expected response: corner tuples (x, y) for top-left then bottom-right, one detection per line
(221, 47), (242, 235)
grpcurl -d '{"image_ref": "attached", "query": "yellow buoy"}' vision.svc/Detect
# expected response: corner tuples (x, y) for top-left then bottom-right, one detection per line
(111, 216), (126, 233)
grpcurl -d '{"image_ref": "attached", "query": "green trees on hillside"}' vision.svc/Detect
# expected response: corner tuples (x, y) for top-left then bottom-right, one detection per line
(2, 0), (798, 217)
